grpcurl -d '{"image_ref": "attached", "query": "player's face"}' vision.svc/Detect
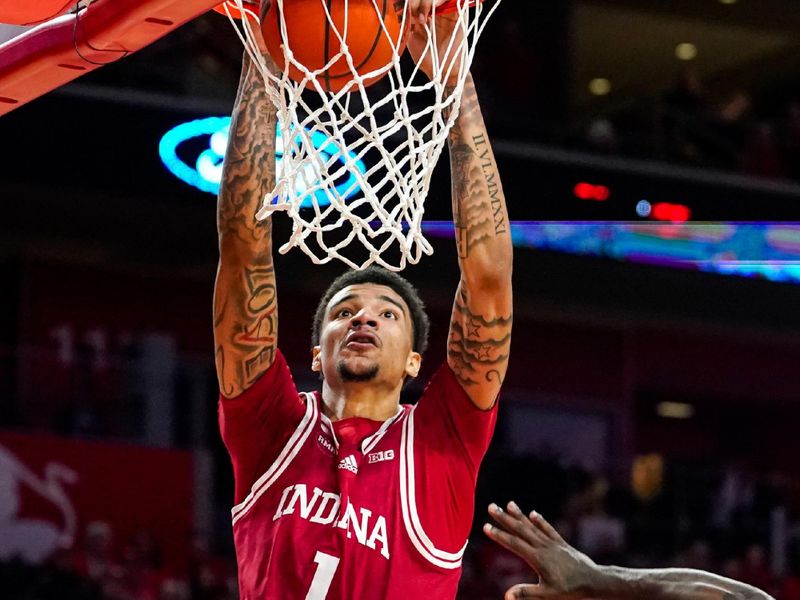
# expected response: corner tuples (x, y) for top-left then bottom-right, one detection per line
(312, 284), (420, 387)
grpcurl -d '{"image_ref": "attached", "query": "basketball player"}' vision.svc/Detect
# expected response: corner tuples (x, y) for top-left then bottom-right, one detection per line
(213, 1), (512, 598)
(484, 502), (775, 600)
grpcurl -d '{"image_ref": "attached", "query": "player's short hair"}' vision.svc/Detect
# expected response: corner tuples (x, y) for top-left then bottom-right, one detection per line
(312, 267), (430, 355)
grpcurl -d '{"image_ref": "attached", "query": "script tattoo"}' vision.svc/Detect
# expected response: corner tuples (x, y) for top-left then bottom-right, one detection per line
(473, 133), (507, 236)
(446, 84), (507, 259)
(214, 58), (279, 397)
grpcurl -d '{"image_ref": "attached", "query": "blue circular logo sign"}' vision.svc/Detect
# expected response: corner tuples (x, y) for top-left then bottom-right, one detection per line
(159, 117), (366, 207)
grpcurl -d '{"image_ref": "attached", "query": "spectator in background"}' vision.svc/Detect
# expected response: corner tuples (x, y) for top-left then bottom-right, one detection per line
(575, 479), (626, 564)
(713, 462), (757, 533)
(782, 101), (800, 180)
(781, 559), (800, 600)
(661, 67), (710, 163)
(159, 578), (191, 600)
(586, 118), (620, 154)
(742, 123), (786, 179)
(73, 521), (116, 585)
(740, 544), (774, 593)
(187, 533), (231, 600)
(674, 539), (714, 572)
(714, 91), (752, 139)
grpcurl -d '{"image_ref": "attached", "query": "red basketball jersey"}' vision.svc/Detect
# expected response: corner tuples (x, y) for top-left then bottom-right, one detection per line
(219, 350), (497, 599)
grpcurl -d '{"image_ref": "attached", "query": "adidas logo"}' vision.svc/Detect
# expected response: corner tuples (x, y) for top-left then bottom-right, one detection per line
(338, 454), (358, 474)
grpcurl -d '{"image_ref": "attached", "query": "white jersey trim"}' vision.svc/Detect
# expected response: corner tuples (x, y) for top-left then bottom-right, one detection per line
(231, 392), (318, 526)
(317, 404), (402, 456)
(399, 406), (467, 570)
(362, 406), (404, 455)
(319, 412), (340, 451)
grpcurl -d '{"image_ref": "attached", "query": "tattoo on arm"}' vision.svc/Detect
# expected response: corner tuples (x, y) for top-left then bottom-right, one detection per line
(447, 287), (512, 388)
(445, 77), (513, 404)
(214, 58), (279, 397)
(446, 82), (507, 258)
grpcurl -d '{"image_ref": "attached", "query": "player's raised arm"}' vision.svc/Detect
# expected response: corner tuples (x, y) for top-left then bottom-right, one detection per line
(406, 3), (513, 410)
(444, 72), (513, 409)
(214, 8), (279, 398)
(484, 502), (775, 600)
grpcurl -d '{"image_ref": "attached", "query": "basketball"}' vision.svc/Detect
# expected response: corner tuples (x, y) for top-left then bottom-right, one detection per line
(262, 0), (407, 93)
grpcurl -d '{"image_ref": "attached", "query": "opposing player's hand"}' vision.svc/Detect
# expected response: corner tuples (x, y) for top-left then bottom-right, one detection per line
(483, 502), (600, 600)
(404, 0), (465, 86)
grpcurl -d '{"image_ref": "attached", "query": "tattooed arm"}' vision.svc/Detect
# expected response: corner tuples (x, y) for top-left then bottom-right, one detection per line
(214, 44), (279, 398)
(444, 73), (513, 410)
(484, 502), (775, 600)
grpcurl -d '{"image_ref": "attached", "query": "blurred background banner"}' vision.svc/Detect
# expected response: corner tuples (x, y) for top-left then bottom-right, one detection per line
(0, 431), (193, 567)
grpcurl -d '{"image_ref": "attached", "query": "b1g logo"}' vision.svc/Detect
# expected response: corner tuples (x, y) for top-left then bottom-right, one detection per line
(158, 117), (366, 206)
(367, 450), (395, 464)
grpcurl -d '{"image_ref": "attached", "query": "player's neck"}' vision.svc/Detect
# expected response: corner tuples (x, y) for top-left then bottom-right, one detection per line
(321, 381), (401, 422)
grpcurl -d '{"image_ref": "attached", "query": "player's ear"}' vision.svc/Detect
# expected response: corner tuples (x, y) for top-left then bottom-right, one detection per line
(311, 346), (322, 372)
(405, 351), (421, 379)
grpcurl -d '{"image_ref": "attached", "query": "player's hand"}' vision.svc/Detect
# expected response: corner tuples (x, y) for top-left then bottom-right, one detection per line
(406, 0), (447, 23)
(483, 502), (600, 600)
(238, 1), (280, 74)
(404, 0), (465, 86)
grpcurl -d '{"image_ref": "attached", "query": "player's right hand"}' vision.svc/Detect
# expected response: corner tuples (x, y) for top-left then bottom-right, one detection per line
(405, 1), (464, 86)
(239, 0), (280, 73)
(483, 502), (600, 600)
(406, 0), (448, 23)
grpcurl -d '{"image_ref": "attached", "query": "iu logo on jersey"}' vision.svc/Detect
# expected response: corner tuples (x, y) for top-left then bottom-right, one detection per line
(338, 454), (358, 474)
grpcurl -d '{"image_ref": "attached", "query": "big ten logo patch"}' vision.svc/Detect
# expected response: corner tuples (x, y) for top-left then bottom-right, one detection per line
(367, 450), (394, 464)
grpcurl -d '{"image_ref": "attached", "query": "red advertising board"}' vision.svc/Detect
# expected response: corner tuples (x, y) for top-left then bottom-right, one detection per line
(0, 431), (193, 567)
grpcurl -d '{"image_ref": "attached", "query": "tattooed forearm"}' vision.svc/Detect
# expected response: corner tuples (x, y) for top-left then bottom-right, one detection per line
(445, 74), (512, 408)
(447, 75), (511, 261)
(214, 257), (279, 395)
(218, 58), (277, 243)
(214, 54), (280, 397)
(448, 285), (512, 389)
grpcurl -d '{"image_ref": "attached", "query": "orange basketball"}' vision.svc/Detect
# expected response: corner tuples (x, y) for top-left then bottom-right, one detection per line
(262, 0), (407, 93)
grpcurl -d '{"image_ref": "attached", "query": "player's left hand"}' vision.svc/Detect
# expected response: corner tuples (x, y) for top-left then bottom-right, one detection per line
(403, 0), (465, 86)
(405, 0), (448, 23)
(483, 502), (601, 600)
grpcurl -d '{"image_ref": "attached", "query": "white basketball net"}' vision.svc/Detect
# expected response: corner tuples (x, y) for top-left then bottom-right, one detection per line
(226, 0), (501, 270)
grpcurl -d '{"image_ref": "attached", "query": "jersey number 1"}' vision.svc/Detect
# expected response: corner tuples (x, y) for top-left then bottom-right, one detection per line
(305, 551), (340, 599)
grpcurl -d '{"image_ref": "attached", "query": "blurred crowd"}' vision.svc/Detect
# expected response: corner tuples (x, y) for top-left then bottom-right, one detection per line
(0, 523), (238, 600)
(582, 67), (800, 181)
